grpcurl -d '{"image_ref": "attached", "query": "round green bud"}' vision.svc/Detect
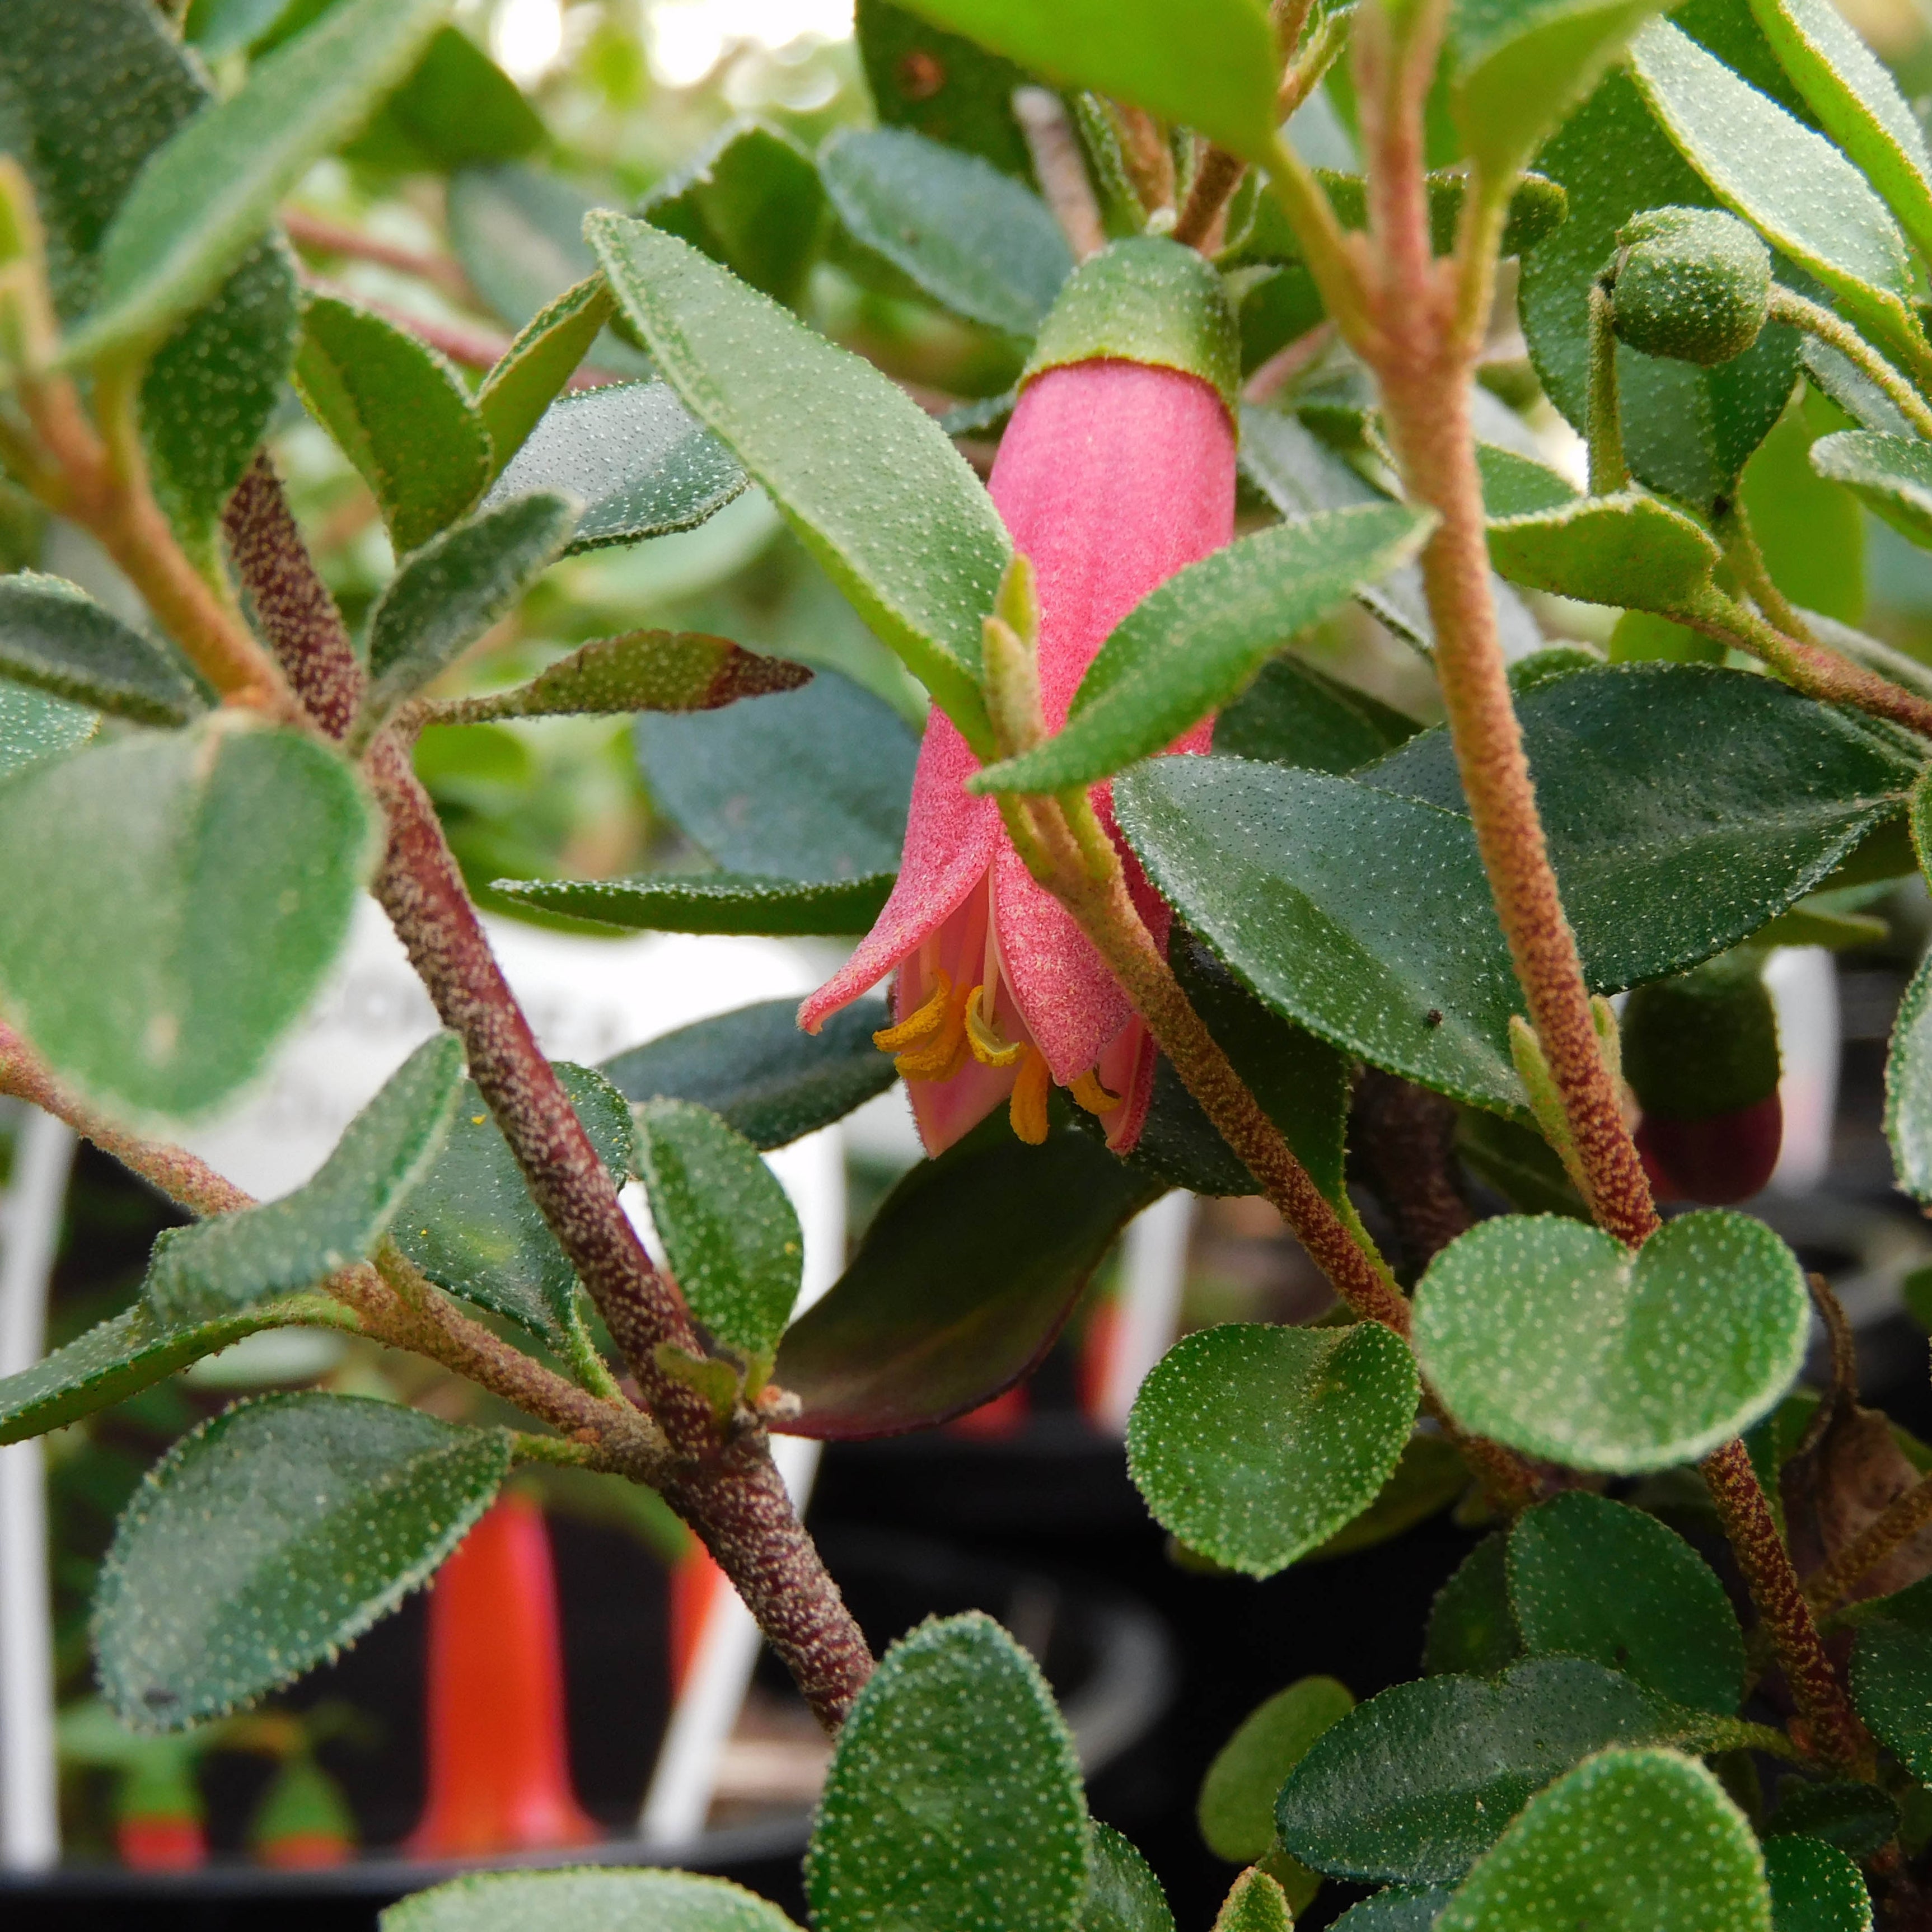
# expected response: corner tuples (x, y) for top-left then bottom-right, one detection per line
(1606, 206), (1772, 368)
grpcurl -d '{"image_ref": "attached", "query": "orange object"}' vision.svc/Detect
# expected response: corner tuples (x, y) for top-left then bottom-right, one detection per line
(117, 1817), (205, 1872)
(259, 1830), (354, 1870)
(406, 1492), (598, 1858)
(945, 1382), (1030, 1440)
(667, 1540), (732, 1699)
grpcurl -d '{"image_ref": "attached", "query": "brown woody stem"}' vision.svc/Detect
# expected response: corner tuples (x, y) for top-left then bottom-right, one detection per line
(1174, 146), (1245, 250)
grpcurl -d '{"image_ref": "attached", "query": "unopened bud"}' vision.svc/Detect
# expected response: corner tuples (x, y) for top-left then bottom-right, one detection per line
(1606, 206), (1771, 368)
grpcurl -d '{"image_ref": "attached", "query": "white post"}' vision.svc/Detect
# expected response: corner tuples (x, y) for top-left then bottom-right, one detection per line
(1091, 1191), (1197, 1435)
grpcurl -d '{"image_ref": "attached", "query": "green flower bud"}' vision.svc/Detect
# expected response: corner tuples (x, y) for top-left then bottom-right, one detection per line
(1605, 206), (1772, 368)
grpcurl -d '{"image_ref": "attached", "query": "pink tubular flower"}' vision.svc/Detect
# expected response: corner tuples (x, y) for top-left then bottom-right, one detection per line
(799, 349), (1236, 1156)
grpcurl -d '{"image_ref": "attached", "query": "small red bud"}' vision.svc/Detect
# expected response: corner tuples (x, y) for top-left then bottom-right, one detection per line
(1637, 1091), (1783, 1205)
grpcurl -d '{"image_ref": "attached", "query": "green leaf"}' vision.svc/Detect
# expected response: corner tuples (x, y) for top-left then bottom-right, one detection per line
(1200, 1677), (1357, 1865)
(1476, 446), (1580, 518)
(67, 0), (450, 365)
(1518, 63), (1803, 511)
(1451, 0), (1674, 180)
(1128, 1322), (1420, 1578)
(452, 631), (810, 723)
(392, 1062), (633, 1341)
(0, 719), (373, 1120)
(475, 277), (616, 481)
(632, 1099), (801, 1360)
(1332, 1889), (1456, 1931)
(1851, 1604), (1932, 1780)
(974, 506), (1435, 796)
(94, 1391), (509, 1729)
(1412, 1210), (1810, 1471)
(636, 668), (917, 881)
(1739, 396), (1865, 623)
(383, 1869), (804, 1932)
(345, 25), (544, 174)
(1507, 1493), (1743, 1713)
(1275, 1658), (1691, 1885)
(1630, 20), (1924, 366)
(0, 686), (95, 782)
(643, 118), (828, 308)
(1765, 1783), (1899, 1858)
(1426, 1533), (1524, 1678)
(1311, 1433), (1472, 1560)
(0, 1299), (346, 1447)
(1213, 1870), (1292, 1932)
(146, 1034), (462, 1324)
(1886, 948), (1932, 1201)
(774, 1117), (1157, 1439)
(856, 0), (1038, 177)
(807, 1611), (1089, 1932)
(1211, 651), (1420, 773)
(821, 126), (1071, 335)
(1486, 491), (1722, 614)
(481, 381), (746, 557)
(358, 492), (578, 733)
(894, 0), (1281, 161)
(293, 293), (492, 555)
(1812, 431), (1932, 552)
(0, 572), (204, 726)
(1433, 1748), (1771, 1932)
(186, 0), (304, 58)
(1763, 1836), (1873, 1932)
(495, 872), (899, 937)
(600, 997), (896, 1152)
(588, 213), (1009, 751)
(1084, 1825), (1176, 1932)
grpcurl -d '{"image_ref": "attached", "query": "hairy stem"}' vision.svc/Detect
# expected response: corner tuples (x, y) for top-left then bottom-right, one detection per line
(1585, 282), (1626, 493)
(1111, 102), (1177, 213)
(1715, 499), (1815, 642)
(1279, 7), (1354, 120)
(1174, 145), (1246, 250)
(283, 208), (475, 301)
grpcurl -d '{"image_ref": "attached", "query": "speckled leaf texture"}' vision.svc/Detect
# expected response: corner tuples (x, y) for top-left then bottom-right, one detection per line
(459, 630), (809, 722)
(383, 1868), (804, 1932)
(1275, 1658), (1687, 1886)
(500, 872), (899, 936)
(94, 1392), (511, 1730)
(1812, 432), (1932, 551)
(807, 1611), (1089, 1932)
(892, 0), (1281, 162)
(67, 0), (447, 365)
(0, 719), (373, 1121)
(1851, 1582), (1932, 1781)
(1199, 1677), (1356, 1864)
(1, 0), (300, 550)
(1432, 1748), (1771, 1932)
(1484, 492), (1722, 614)
(358, 492), (578, 736)
(1330, 1888), (1455, 1931)
(1128, 1324), (1418, 1577)
(1763, 1836), (1873, 1932)
(1083, 1825), (1175, 1932)
(474, 277), (617, 483)
(392, 1062), (633, 1341)
(601, 997), (895, 1150)
(1412, 1211), (1811, 1471)
(1506, 1493), (1743, 1713)
(481, 382), (749, 555)
(1887, 948), (1932, 1197)
(0, 686), (94, 781)
(1211, 1870), (1291, 1932)
(633, 1098), (802, 1359)
(0, 572), (204, 727)
(821, 127), (1071, 335)
(587, 212), (1011, 752)
(146, 1033), (462, 1324)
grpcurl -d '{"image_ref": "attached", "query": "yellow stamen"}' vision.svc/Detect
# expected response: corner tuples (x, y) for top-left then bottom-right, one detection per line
(1070, 1069), (1121, 1115)
(1009, 1046), (1051, 1144)
(966, 984), (1026, 1068)
(873, 970), (952, 1052)
(892, 974), (972, 1082)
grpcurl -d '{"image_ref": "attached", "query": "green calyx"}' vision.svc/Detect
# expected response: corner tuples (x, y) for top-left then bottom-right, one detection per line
(1621, 950), (1781, 1119)
(1022, 236), (1241, 413)
(1604, 206), (1772, 369)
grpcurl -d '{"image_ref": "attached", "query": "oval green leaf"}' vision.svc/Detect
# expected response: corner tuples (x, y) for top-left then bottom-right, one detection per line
(0, 571), (204, 727)
(1085, 1824), (1176, 1932)
(1851, 1611), (1932, 1781)
(384, 1869), (803, 1932)
(1763, 1835), (1873, 1932)
(1200, 1677), (1357, 1865)
(1812, 431), (1932, 551)
(1885, 945), (1932, 1199)
(1426, 1533), (1524, 1678)
(1486, 491), (1722, 614)
(452, 630), (810, 722)
(495, 871), (899, 937)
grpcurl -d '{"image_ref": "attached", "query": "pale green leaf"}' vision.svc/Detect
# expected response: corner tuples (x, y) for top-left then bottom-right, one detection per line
(384, 1869), (803, 1932)
(0, 686), (96, 782)
(1200, 1677), (1356, 1864)
(1485, 490), (1722, 614)
(475, 276), (617, 481)
(1812, 431), (1932, 551)
(0, 572), (204, 727)
(1213, 1870), (1292, 1932)
(447, 631), (811, 722)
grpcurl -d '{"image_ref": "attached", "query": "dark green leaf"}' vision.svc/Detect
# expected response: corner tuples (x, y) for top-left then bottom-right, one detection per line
(0, 572), (203, 726)
(821, 126), (1070, 335)
(475, 277), (616, 480)
(0, 719), (372, 1119)
(855, 0), (1038, 180)
(392, 1062), (633, 1340)
(68, 0), (448, 363)
(807, 1611), (1089, 1932)
(0, 1299), (345, 1447)
(1084, 1825), (1176, 1932)
(774, 1118), (1157, 1439)
(94, 1392), (509, 1729)
(1456, 1110), (1590, 1220)
(1763, 1835), (1873, 1932)
(975, 506), (1435, 795)
(481, 381), (747, 556)
(1412, 1210), (1810, 1471)
(1766, 1782), (1898, 1858)
(643, 118), (827, 308)
(1425, 1533), (1524, 1678)
(1331, 1888), (1454, 1931)
(1311, 1434), (1472, 1559)
(1210, 652), (1420, 773)
(1275, 1658), (1688, 1884)
(589, 213), (1009, 750)
(293, 293), (492, 555)
(1852, 1613), (1932, 1780)
(636, 669), (917, 881)
(345, 26), (544, 174)
(146, 1034), (462, 1323)
(452, 630), (809, 722)
(383, 1869), (804, 1932)
(1127, 1323), (1420, 1578)
(186, 0), (302, 58)
(0, 686), (95, 781)
(1433, 1748), (1770, 1932)
(600, 997), (896, 1151)
(358, 493), (578, 733)
(1486, 491), (1722, 614)
(1507, 1493), (1743, 1712)
(1200, 1677), (1356, 1864)
(493, 872), (899, 937)
(1812, 431), (1932, 551)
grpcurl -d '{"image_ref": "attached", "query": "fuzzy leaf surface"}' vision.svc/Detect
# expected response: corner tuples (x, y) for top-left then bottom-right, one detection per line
(475, 277), (617, 480)
(1812, 431), (1932, 551)
(1763, 1836), (1873, 1932)
(0, 573), (203, 727)
(455, 632), (809, 722)
(383, 1870), (803, 1932)
(1084, 1826), (1175, 1932)
(1485, 492), (1722, 613)
(497, 872), (899, 937)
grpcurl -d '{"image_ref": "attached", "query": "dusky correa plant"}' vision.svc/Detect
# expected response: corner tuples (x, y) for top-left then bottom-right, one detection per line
(13, 0), (1932, 1927)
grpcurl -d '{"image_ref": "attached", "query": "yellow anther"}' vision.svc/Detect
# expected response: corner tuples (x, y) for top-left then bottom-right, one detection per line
(873, 970), (952, 1053)
(965, 984), (1026, 1068)
(1070, 1069), (1121, 1115)
(893, 974), (971, 1083)
(1009, 1046), (1051, 1145)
